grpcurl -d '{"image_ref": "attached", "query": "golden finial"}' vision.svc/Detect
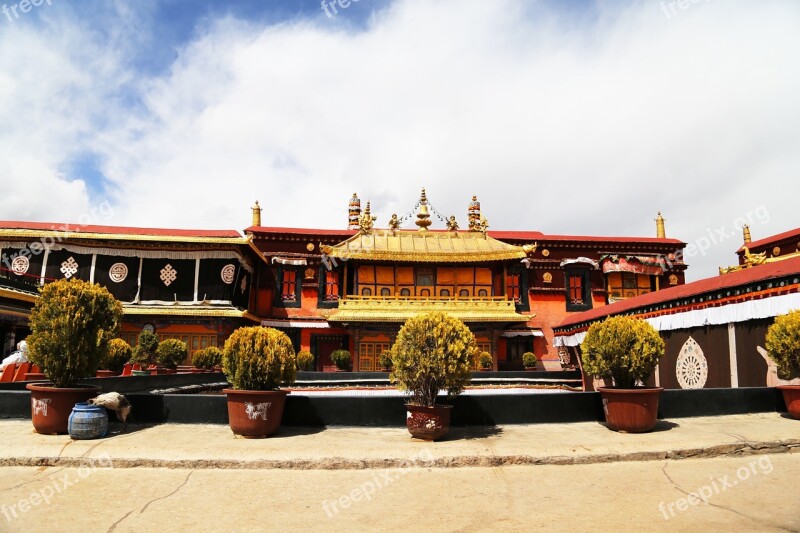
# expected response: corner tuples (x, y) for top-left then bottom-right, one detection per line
(358, 200), (376, 234)
(415, 188), (432, 232)
(251, 201), (262, 227)
(655, 212), (665, 239)
(743, 224), (752, 244)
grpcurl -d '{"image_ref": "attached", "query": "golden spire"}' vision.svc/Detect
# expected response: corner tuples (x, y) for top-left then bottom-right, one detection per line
(358, 201), (376, 234)
(415, 188), (432, 232)
(743, 224), (752, 244)
(251, 201), (262, 227)
(468, 195), (481, 231)
(655, 212), (665, 238)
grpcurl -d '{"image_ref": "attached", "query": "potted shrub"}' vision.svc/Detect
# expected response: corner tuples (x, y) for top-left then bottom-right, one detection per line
(331, 349), (351, 372)
(222, 326), (297, 438)
(156, 339), (188, 373)
(26, 278), (123, 434)
(765, 309), (800, 419)
(580, 315), (665, 433)
(523, 352), (537, 371)
(131, 330), (158, 374)
(478, 351), (492, 371)
(192, 346), (223, 372)
(389, 311), (477, 440)
(378, 350), (393, 372)
(98, 338), (132, 377)
(296, 350), (314, 372)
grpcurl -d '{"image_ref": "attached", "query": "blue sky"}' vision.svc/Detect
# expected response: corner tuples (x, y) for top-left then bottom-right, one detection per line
(0, 0), (798, 280)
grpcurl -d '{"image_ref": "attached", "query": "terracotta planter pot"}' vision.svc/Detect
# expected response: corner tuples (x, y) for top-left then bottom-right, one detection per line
(95, 370), (119, 378)
(223, 389), (289, 438)
(406, 404), (452, 441)
(777, 385), (800, 419)
(598, 387), (663, 433)
(26, 383), (101, 435)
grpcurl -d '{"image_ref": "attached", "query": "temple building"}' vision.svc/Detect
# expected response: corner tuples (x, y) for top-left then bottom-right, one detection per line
(0, 221), (265, 358)
(554, 226), (800, 389)
(0, 191), (689, 370)
(246, 190), (687, 371)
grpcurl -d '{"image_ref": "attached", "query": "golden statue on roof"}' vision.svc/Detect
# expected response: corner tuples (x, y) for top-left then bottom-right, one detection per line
(358, 201), (377, 234)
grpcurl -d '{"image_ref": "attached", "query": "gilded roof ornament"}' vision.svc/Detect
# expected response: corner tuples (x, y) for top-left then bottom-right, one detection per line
(415, 188), (432, 232)
(358, 201), (377, 234)
(348, 193), (362, 230)
(468, 195), (481, 231)
(446, 215), (459, 232)
(388, 213), (401, 232)
(655, 212), (666, 238)
(251, 201), (262, 227)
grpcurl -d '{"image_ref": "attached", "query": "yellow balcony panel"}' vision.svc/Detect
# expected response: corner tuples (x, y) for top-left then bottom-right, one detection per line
(327, 296), (530, 323)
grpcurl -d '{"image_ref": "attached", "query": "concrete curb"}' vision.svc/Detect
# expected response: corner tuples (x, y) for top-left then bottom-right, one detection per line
(3, 438), (798, 471)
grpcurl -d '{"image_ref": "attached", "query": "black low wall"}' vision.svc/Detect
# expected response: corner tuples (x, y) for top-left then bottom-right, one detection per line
(0, 387), (787, 426)
(0, 372), (227, 393)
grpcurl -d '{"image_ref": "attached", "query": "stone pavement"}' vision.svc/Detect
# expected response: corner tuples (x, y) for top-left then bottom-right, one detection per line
(0, 412), (798, 470)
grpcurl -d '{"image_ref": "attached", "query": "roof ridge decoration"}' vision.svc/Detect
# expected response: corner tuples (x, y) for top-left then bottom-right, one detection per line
(720, 246), (800, 275)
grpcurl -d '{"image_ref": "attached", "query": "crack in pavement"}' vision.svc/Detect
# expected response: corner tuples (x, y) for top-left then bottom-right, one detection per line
(659, 459), (795, 531)
(105, 470), (194, 533)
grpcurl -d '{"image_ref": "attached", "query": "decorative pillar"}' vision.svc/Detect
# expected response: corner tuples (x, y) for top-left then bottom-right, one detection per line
(742, 224), (752, 245)
(468, 196), (481, 231)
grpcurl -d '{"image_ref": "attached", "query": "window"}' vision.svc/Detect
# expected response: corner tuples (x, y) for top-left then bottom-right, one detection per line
(361, 287), (372, 296)
(506, 272), (521, 303)
(440, 289), (450, 297)
(477, 289), (488, 297)
(459, 289), (470, 298)
(380, 287), (391, 296)
(400, 288), (411, 296)
(419, 288), (431, 297)
(416, 268), (434, 287)
(324, 271), (339, 301)
(281, 269), (297, 301)
(606, 272), (651, 301)
(565, 269), (592, 312)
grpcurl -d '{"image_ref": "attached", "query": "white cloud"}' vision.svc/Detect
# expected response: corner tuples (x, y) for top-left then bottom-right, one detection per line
(2, 0), (799, 279)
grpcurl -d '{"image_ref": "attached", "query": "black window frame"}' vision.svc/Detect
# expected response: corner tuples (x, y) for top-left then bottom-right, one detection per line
(317, 266), (341, 309)
(565, 268), (592, 312)
(507, 265), (530, 312)
(275, 265), (301, 308)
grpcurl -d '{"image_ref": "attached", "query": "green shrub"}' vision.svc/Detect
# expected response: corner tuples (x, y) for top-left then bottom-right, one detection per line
(192, 346), (223, 369)
(103, 339), (132, 373)
(331, 349), (351, 371)
(479, 351), (492, 369)
(156, 338), (188, 369)
(522, 352), (537, 368)
(389, 312), (477, 407)
(766, 309), (800, 380)
(296, 350), (314, 371)
(580, 316), (664, 389)
(131, 330), (159, 366)
(27, 278), (123, 388)
(378, 350), (393, 370)
(222, 326), (296, 390)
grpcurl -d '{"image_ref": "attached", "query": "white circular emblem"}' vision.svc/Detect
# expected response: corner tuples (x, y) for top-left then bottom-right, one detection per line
(676, 337), (708, 389)
(221, 264), (236, 284)
(11, 256), (30, 276)
(109, 263), (129, 283)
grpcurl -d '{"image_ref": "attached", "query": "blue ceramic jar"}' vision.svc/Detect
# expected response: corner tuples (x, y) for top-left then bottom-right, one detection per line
(68, 402), (108, 440)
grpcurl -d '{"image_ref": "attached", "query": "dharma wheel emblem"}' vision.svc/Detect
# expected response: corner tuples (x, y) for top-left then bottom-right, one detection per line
(675, 336), (708, 389)
(60, 257), (79, 279)
(220, 264), (236, 284)
(160, 264), (177, 287)
(109, 263), (129, 283)
(11, 255), (29, 275)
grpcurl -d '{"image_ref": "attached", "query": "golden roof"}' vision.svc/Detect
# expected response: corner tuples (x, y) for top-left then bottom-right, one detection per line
(121, 305), (246, 318)
(327, 296), (530, 323)
(320, 230), (530, 263)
